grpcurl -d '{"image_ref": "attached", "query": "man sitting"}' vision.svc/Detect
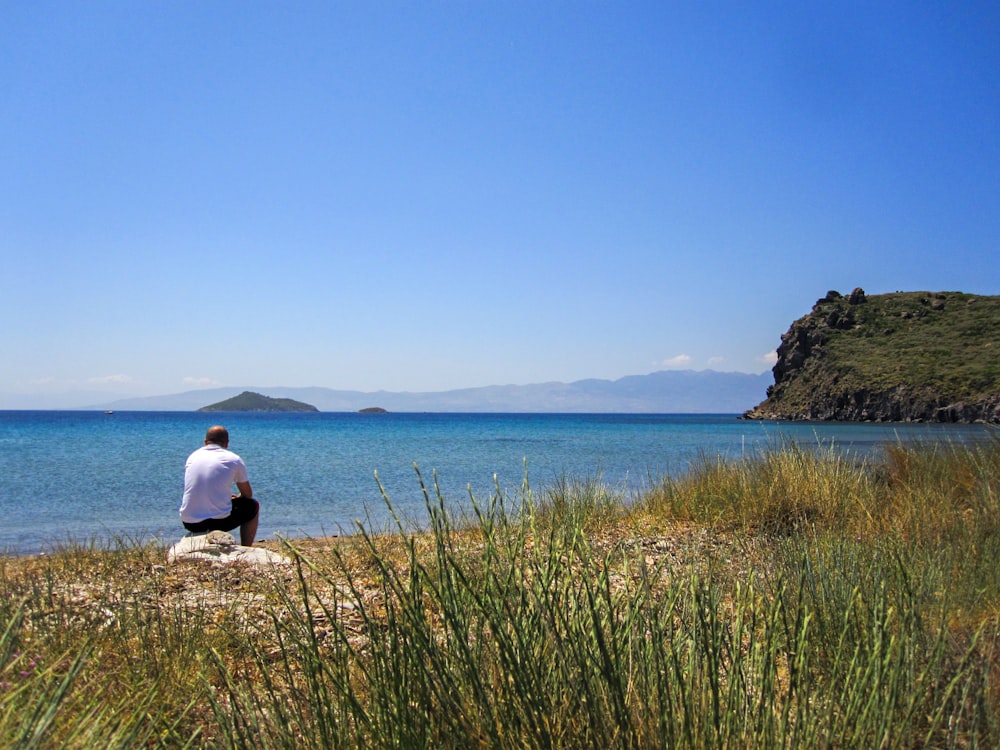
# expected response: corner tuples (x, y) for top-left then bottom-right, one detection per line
(179, 425), (259, 546)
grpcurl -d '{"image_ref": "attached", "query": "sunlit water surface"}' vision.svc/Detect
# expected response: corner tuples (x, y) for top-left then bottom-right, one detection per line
(0, 411), (994, 554)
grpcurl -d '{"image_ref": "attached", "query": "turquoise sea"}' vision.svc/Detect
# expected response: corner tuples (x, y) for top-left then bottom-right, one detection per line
(0, 411), (995, 555)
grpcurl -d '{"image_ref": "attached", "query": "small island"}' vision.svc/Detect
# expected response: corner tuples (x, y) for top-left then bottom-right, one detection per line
(358, 407), (387, 414)
(198, 391), (319, 413)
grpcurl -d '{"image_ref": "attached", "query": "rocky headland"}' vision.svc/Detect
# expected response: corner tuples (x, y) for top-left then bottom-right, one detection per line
(744, 289), (1000, 423)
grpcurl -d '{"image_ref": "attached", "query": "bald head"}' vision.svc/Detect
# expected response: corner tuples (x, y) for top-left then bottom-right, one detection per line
(205, 425), (229, 447)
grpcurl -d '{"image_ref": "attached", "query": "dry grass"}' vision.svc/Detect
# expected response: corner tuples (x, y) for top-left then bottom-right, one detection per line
(1, 438), (999, 747)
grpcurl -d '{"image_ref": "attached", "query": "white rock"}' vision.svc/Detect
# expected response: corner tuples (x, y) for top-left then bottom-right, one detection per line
(167, 532), (291, 566)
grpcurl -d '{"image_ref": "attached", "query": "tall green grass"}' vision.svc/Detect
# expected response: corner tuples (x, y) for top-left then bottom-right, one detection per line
(1, 438), (998, 747)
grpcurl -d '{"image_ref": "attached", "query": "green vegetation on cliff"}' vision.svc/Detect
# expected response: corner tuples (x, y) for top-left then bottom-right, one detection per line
(198, 390), (319, 413)
(745, 289), (1000, 422)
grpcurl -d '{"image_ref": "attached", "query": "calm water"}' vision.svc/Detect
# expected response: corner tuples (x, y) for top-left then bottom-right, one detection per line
(0, 411), (994, 555)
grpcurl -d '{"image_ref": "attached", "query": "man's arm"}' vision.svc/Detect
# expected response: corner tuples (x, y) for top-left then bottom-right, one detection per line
(235, 480), (253, 499)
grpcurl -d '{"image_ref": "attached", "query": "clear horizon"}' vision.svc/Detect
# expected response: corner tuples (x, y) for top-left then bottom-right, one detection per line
(3, 3), (998, 409)
(2, 367), (771, 411)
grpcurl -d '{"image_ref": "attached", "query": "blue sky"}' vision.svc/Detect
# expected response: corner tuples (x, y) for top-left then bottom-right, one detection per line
(2, 1), (998, 407)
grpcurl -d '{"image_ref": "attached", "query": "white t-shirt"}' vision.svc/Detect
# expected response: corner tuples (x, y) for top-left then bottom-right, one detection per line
(179, 444), (249, 523)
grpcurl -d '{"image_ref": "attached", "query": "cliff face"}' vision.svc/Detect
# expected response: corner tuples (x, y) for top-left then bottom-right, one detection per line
(744, 289), (1000, 423)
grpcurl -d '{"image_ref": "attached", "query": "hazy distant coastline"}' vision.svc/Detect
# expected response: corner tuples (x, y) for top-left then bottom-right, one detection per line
(76, 370), (772, 414)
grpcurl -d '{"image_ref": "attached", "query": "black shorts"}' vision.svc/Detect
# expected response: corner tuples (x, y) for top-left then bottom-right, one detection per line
(183, 496), (259, 534)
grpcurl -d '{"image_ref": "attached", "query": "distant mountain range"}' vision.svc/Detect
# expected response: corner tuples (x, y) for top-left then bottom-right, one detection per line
(89, 370), (772, 413)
